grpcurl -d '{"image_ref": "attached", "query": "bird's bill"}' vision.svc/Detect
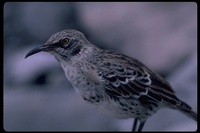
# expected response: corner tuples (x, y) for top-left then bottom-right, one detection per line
(25, 44), (53, 58)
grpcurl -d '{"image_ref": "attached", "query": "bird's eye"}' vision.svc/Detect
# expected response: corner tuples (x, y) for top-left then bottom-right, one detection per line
(61, 38), (69, 45)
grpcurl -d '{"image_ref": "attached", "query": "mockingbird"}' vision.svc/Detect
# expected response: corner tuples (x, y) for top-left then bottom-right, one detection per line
(25, 29), (197, 131)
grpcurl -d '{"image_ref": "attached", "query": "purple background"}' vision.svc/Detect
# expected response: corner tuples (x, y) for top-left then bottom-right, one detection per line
(4, 2), (197, 131)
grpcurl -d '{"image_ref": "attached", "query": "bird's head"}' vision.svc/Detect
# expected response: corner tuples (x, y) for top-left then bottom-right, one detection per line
(25, 29), (91, 61)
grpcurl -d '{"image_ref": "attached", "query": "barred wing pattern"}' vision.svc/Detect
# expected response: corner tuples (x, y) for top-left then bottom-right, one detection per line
(25, 29), (197, 131)
(98, 51), (195, 120)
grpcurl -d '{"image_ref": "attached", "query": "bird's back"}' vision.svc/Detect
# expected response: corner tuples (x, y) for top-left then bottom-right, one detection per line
(90, 49), (197, 121)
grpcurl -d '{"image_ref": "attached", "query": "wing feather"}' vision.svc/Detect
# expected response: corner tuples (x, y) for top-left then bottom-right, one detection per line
(99, 52), (180, 107)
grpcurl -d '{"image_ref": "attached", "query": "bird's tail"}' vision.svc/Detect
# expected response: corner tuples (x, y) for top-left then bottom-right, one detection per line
(181, 108), (197, 121)
(178, 100), (197, 121)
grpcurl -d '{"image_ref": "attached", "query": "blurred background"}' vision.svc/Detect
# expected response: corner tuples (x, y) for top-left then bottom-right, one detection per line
(3, 2), (197, 131)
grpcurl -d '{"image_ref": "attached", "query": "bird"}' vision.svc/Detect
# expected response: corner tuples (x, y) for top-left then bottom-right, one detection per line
(25, 29), (197, 131)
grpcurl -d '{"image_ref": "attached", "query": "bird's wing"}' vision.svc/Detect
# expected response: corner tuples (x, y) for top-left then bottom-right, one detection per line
(98, 52), (180, 106)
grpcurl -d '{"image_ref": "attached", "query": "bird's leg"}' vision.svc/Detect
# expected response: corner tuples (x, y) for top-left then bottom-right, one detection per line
(132, 118), (138, 132)
(137, 120), (146, 132)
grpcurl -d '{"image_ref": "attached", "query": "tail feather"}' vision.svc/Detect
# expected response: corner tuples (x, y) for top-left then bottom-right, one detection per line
(178, 100), (197, 121)
(181, 109), (197, 121)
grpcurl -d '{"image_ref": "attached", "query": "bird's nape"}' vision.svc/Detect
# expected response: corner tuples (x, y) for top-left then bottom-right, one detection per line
(25, 29), (197, 131)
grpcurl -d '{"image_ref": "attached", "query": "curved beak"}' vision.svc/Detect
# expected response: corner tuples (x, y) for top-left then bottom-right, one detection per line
(25, 44), (54, 58)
